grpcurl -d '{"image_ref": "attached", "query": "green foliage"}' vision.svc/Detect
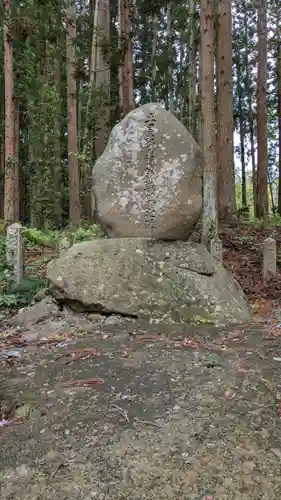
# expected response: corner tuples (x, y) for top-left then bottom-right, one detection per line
(23, 227), (55, 247)
(235, 235), (253, 243)
(67, 224), (105, 243)
(0, 278), (45, 309)
(22, 223), (104, 248)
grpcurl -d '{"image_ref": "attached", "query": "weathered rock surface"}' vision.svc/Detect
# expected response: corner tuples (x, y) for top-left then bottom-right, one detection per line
(47, 238), (251, 326)
(93, 103), (203, 240)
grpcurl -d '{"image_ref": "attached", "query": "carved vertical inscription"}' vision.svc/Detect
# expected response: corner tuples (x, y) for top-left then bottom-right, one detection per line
(144, 112), (157, 230)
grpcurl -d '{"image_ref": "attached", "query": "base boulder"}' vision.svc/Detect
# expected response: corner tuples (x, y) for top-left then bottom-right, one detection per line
(47, 238), (251, 326)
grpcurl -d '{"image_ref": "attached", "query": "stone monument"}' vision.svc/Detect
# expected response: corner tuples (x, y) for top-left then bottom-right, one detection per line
(48, 104), (251, 326)
(93, 103), (203, 240)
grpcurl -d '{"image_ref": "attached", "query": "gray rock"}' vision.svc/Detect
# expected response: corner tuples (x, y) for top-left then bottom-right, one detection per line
(87, 313), (105, 323)
(10, 297), (61, 328)
(93, 103), (203, 240)
(103, 315), (124, 326)
(47, 238), (252, 326)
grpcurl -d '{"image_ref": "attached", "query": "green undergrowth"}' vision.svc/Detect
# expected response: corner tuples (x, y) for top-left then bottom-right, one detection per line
(22, 223), (105, 247)
(0, 223), (104, 311)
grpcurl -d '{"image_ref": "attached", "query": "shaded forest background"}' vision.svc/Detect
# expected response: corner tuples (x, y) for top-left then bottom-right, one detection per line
(0, 0), (280, 233)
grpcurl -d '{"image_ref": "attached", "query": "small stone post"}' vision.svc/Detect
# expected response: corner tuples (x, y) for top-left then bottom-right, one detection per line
(262, 237), (277, 281)
(6, 223), (24, 285)
(210, 238), (223, 264)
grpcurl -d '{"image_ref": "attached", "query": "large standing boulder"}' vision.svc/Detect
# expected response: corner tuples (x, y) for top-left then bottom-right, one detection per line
(93, 103), (203, 240)
(47, 238), (251, 326)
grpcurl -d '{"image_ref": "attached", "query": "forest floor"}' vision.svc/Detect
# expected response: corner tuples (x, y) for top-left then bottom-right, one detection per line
(1, 221), (281, 498)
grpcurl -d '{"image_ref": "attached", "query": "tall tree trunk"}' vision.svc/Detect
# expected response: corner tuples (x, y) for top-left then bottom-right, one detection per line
(200, 0), (218, 245)
(268, 178), (276, 214)
(151, 13), (158, 102)
(235, 44), (247, 207)
(256, 0), (268, 218)
(3, 0), (18, 226)
(216, 0), (235, 221)
(89, 0), (111, 220)
(94, 0), (111, 158)
(243, 9), (257, 216)
(29, 34), (47, 229)
(239, 117), (247, 208)
(53, 63), (62, 228)
(188, 0), (197, 138)
(277, 29), (281, 214)
(119, 0), (134, 116)
(166, 1), (174, 112)
(66, 0), (81, 228)
(80, 0), (96, 220)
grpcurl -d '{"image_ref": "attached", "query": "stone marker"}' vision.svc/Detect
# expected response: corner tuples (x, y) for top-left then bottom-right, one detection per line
(6, 223), (24, 285)
(93, 103), (203, 240)
(210, 238), (223, 264)
(262, 237), (277, 281)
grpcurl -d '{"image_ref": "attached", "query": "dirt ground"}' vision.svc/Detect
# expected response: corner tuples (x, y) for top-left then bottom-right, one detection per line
(1, 319), (281, 499)
(1, 223), (281, 499)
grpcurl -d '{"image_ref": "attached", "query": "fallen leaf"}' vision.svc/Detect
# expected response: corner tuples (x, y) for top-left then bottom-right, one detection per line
(138, 335), (166, 343)
(57, 348), (99, 364)
(64, 378), (105, 387)
(179, 338), (199, 348)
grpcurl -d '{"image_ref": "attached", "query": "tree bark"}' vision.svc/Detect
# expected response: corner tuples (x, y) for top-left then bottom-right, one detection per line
(151, 14), (158, 102)
(243, 9), (257, 216)
(235, 43), (247, 207)
(166, 2), (174, 112)
(4, 0), (18, 226)
(256, 0), (268, 218)
(53, 62), (62, 228)
(119, 0), (134, 116)
(94, 0), (111, 158)
(200, 0), (218, 245)
(277, 28), (281, 214)
(216, 0), (235, 221)
(188, 0), (197, 138)
(66, 0), (81, 228)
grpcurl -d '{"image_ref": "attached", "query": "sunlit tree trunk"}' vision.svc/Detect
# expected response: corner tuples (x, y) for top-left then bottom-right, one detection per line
(200, 0), (218, 245)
